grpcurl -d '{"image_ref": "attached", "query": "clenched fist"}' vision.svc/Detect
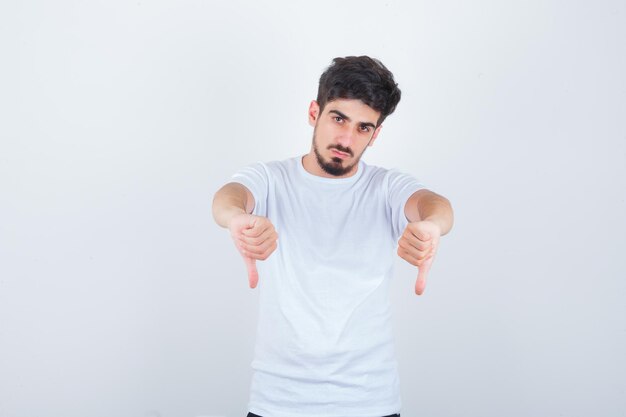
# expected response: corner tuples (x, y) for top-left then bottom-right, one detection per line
(228, 213), (279, 289)
(397, 220), (441, 295)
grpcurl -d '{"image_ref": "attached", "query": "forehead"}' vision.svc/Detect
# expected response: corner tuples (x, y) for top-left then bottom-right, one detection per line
(322, 98), (380, 123)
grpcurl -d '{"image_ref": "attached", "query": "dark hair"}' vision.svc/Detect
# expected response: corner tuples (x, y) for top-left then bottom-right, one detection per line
(316, 56), (401, 126)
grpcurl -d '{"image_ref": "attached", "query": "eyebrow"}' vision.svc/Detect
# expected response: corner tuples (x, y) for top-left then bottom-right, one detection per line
(329, 110), (377, 130)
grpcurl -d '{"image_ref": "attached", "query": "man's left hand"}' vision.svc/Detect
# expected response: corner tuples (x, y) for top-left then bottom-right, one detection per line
(397, 220), (441, 295)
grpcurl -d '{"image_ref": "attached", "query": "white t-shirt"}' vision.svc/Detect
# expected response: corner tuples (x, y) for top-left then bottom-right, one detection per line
(231, 156), (425, 417)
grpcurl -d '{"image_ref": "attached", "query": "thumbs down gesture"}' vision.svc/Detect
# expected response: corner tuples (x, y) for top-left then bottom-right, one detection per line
(397, 220), (441, 295)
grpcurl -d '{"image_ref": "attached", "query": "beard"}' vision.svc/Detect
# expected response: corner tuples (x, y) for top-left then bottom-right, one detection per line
(312, 128), (366, 177)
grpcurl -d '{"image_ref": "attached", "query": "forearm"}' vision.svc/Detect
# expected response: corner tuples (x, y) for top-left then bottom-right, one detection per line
(418, 193), (454, 236)
(212, 183), (249, 228)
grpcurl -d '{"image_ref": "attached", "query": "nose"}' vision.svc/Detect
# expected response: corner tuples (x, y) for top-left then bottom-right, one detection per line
(336, 126), (356, 148)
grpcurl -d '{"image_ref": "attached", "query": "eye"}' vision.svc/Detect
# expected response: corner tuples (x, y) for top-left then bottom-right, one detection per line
(334, 116), (343, 123)
(359, 125), (371, 133)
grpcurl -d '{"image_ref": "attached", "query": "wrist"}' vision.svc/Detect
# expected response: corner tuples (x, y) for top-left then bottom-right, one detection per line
(423, 216), (444, 236)
(225, 208), (248, 229)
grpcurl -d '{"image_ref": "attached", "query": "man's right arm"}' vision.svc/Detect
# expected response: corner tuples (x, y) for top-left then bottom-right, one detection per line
(212, 182), (278, 289)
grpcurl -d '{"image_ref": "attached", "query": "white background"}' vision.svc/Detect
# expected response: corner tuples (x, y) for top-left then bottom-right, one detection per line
(1, 1), (625, 416)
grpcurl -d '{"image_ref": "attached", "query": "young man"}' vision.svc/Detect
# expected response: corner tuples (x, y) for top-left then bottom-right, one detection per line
(212, 56), (454, 417)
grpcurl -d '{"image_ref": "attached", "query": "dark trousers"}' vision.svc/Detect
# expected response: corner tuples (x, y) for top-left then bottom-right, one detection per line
(247, 413), (400, 417)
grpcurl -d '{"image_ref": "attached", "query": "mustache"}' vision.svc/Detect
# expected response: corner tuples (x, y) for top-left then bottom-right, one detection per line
(327, 145), (353, 157)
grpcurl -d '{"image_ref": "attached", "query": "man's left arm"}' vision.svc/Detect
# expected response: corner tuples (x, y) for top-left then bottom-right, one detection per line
(398, 189), (454, 295)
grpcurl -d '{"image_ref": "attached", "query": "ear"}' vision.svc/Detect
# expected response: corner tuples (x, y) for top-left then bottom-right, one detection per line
(308, 100), (320, 127)
(368, 124), (383, 146)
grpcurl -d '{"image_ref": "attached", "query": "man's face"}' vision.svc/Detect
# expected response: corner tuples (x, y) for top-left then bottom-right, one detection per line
(308, 98), (382, 177)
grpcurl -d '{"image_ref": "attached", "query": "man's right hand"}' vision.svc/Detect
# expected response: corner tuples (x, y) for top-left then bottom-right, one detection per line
(227, 213), (279, 289)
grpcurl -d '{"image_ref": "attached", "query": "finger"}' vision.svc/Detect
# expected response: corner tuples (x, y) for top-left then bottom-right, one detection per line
(397, 247), (428, 267)
(411, 229), (431, 242)
(246, 240), (278, 260)
(239, 236), (277, 256)
(401, 231), (430, 251)
(415, 257), (433, 295)
(239, 227), (277, 246)
(398, 239), (430, 258)
(242, 219), (270, 238)
(407, 223), (433, 242)
(398, 238), (431, 260)
(243, 256), (259, 289)
(251, 242), (278, 261)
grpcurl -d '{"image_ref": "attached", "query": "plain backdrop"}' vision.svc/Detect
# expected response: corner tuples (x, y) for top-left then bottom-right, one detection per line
(1, 1), (625, 417)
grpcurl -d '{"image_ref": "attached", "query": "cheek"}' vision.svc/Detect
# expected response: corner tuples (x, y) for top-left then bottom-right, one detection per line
(316, 126), (335, 143)
(355, 143), (369, 154)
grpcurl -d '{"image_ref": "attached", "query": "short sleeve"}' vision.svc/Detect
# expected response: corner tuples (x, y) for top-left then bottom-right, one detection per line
(385, 169), (426, 241)
(230, 162), (270, 217)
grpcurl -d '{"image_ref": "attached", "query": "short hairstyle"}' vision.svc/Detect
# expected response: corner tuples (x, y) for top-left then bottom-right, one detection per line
(316, 56), (401, 126)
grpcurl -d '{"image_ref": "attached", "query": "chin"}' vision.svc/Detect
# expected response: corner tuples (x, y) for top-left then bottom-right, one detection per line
(323, 159), (356, 176)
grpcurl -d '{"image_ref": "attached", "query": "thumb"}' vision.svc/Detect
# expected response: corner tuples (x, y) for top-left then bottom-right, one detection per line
(244, 255), (259, 289)
(415, 257), (432, 295)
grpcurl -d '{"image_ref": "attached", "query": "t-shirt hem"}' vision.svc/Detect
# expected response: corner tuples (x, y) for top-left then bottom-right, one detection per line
(248, 403), (401, 417)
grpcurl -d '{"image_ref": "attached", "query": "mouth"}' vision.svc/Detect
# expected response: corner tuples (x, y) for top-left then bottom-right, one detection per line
(330, 149), (350, 159)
